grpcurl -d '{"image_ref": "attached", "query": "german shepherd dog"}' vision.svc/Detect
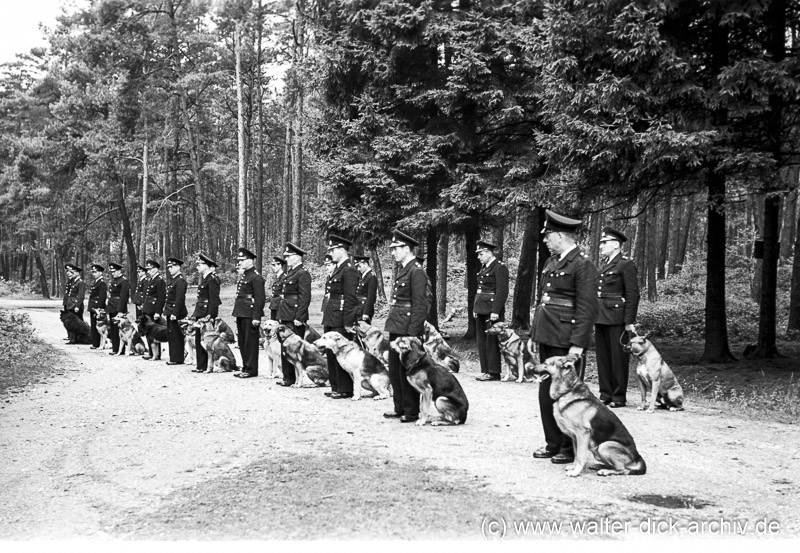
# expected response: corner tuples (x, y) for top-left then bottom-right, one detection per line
(315, 331), (392, 400)
(275, 324), (329, 387)
(391, 336), (469, 426)
(196, 318), (237, 373)
(260, 319), (284, 378)
(113, 313), (147, 356)
(60, 310), (92, 345)
(624, 334), (684, 413)
(92, 308), (110, 349)
(179, 320), (197, 365)
(355, 321), (389, 368)
(138, 315), (169, 344)
(485, 322), (536, 383)
(422, 321), (460, 373)
(534, 356), (647, 477)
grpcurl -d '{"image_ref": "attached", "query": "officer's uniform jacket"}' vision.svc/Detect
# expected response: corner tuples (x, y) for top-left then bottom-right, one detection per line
(474, 258), (509, 316)
(63, 276), (86, 311)
(385, 259), (429, 336)
(269, 271), (286, 312)
(106, 276), (131, 315)
(87, 277), (107, 311)
(277, 264), (311, 322)
(164, 274), (188, 320)
(321, 259), (359, 328)
(141, 274), (166, 316)
(232, 267), (266, 320)
(133, 276), (148, 308)
(531, 247), (599, 349)
(595, 252), (639, 326)
(355, 269), (378, 322)
(191, 272), (221, 319)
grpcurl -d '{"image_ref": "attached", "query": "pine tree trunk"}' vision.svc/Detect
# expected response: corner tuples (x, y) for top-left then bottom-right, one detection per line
(33, 247), (50, 299)
(657, 197), (671, 279)
(235, 22), (247, 247)
(668, 196), (683, 275)
(425, 229), (439, 329)
(139, 139), (149, 261)
(282, 122), (292, 242)
(180, 94), (212, 255)
(787, 205), (800, 335)
(370, 246), (386, 301)
(291, 92), (303, 245)
(634, 207), (647, 289)
(436, 233), (449, 321)
(117, 184), (139, 286)
(674, 195), (694, 273)
(780, 185), (797, 259)
(511, 207), (539, 330)
(646, 204), (658, 302)
(463, 217), (480, 340)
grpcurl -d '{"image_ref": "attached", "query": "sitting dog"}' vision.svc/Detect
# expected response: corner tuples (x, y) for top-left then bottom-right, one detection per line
(422, 321), (460, 373)
(197, 318), (237, 372)
(391, 336), (469, 426)
(260, 320), (284, 378)
(60, 310), (92, 345)
(625, 334), (685, 413)
(355, 320), (390, 368)
(534, 356), (646, 477)
(275, 324), (328, 387)
(92, 308), (110, 349)
(137, 314), (169, 344)
(179, 320), (197, 365)
(114, 313), (147, 356)
(485, 323), (536, 382)
(315, 331), (392, 400)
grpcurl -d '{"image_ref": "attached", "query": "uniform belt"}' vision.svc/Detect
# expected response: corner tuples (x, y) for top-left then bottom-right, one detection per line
(328, 294), (344, 300)
(391, 301), (412, 308)
(282, 294), (298, 299)
(542, 297), (575, 308)
(477, 291), (495, 295)
(356, 296), (367, 301)
(167, 302), (176, 307)
(597, 293), (623, 300)
(196, 300), (208, 305)
(110, 296), (120, 301)
(238, 294), (254, 299)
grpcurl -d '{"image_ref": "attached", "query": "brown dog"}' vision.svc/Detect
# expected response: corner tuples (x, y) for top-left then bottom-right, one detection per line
(179, 320), (196, 365)
(355, 321), (390, 368)
(315, 332), (392, 400)
(534, 356), (646, 477)
(275, 324), (328, 387)
(197, 318), (237, 373)
(391, 336), (468, 426)
(625, 334), (684, 413)
(114, 313), (147, 356)
(422, 321), (460, 373)
(260, 319), (284, 379)
(485, 322), (535, 382)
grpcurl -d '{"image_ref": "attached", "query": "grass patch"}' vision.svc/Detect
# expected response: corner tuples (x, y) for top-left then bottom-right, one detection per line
(0, 309), (62, 396)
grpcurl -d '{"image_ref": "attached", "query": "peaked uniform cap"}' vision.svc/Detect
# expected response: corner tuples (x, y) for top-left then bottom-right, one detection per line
(283, 242), (307, 257)
(237, 247), (257, 260)
(145, 259), (161, 269)
(65, 264), (83, 272)
(353, 254), (371, 263)
(388, 229), (419, 248)
(415, 255), (425, 266)
(326, 234), (353, 250)
(542, 209), (582, 233)
(91, 264), (105, 272)
(136, 264), (147, 272)
(197, 253), (217, 267)
(476, 240), (497, 253)
(271, 254), (287, 265)
(166, 257), (184, 266)
(323, 254), (333, 263)
(108, 262), (124, 271)
(600, 227), (628, 243)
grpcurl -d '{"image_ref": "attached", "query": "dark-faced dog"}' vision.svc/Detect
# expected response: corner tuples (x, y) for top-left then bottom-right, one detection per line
(422, 321), (460, 373)
(485, 322), (536, 382)
(355, 321), (389, 368)
(60, 310), (92, 345)
(179, 320), (197, 365)
(625, 334), (684, 413)
(92, 308), (110, 349)
(534, 356), (646, 477)
(315, 332), (392, 400)
(275, 324), (328, 387)
(197, 318), (237, 372)
(391, 336), (469, 426)
(138, 314), (169, 344)
(113, 313), (147, 355)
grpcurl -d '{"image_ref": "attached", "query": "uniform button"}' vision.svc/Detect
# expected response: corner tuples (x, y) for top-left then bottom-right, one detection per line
(571, 319), (575, 323)
(546, 283), (551, 287)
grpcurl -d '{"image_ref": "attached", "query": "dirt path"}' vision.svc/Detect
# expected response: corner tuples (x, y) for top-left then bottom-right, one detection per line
(1, 303), (798, 540)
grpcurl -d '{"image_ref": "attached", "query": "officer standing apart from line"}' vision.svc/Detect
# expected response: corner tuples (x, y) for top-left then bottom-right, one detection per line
(384, 230), (430, 423)
(190, 253), (221, 374)
(106, 262), (130, 354)
(595, 227), (640, 408)
(321, 235), (359, 399)
(164, 257), (188, 366)
(63, 264), (86, 343)
(354, 253), (378, 324)
(320, 253), (334, 314)
(88, 264), (107, 349)
(133, 264), (148, 319)
(473, 240), (509, 381)
(141, 259), (166, 360)
(268, 254), (287, 320)
(232, 248), (266, 379)
(275, 243), (312, 387)
(531, 210), (599, 465)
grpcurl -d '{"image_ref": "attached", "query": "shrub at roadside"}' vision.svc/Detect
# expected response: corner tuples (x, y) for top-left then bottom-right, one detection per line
(0, 278), (39, 299)
(0, 309), (61, 395)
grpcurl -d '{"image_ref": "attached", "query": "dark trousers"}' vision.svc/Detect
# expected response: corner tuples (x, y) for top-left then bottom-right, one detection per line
(325, 326), (354, 394)
(196, 330), (208, 372)
(595, 324), (629, 403)
(476, 313), (502, 374)
(387, 333), (421, 417)
(90, 309), (101, 348)
(236, 318), (260, 376)
(109, 313), (121, 353)
(279, 321), (304, 383)
(537, 344), (586, 457)
(167, 318), (184, 363)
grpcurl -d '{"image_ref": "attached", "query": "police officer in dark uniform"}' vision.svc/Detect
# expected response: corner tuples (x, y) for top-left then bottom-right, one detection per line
(268, 254), (287, 320)
(531, 210), (599, 464)
(232, 247), (266, 378)
(164, 257), (188, 365)
(384, 230), (430, 423)
(354, 254), (378, 324)
(106, 262), (131, 354)
(190, 253), (221, 374)
(473, 240), (509, 381)
(63, 264), (86, 343)
(320, 253), (334, 315)
(275, 243), (312, 386)
(141, 259), (166, 360)
(321, 235), (359, 399)
(87, 264), (107, 349)
(595, 227), (640, 408)
(133, 265), (148, 318)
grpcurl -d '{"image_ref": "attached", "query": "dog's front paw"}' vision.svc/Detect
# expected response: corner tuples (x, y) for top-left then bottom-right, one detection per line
(565, 468), (582, 477)
(351, 395), (361, 401)
(516, 377), (524, 384)
(373, 395), (387, 401)
(669, 406), (683, 412)
(646, 407), (655, 414)
(415, 418), (427, 426)
(637, 405), (645, 411)
(501, 375), (511, 382)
